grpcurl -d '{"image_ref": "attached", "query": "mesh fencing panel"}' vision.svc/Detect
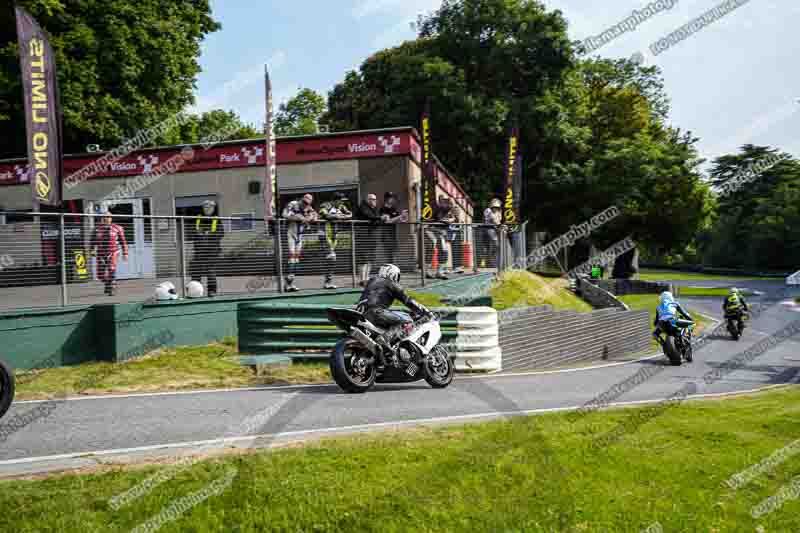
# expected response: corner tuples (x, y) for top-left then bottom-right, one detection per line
(0, 212), (522, 310)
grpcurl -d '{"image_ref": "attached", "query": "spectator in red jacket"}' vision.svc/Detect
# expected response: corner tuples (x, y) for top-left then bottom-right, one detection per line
(91, 208), (128, 296)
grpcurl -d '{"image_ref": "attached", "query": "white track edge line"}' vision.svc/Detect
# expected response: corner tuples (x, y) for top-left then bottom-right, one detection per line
(1, 382), (794, 467)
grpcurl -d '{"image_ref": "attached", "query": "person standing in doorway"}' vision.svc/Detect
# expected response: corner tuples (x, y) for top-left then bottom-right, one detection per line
(91, 208), (128, 296)
(190, 200), (225, 297)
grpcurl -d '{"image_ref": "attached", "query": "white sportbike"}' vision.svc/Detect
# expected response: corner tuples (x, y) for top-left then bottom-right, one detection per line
(326, 307), (455, 393)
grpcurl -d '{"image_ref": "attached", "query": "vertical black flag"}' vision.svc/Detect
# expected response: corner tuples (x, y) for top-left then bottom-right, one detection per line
(264, 64), (278, 221)
(420, 98), (435, 221)
(15, 5), (63, 208)
(503, 124), (521, 226)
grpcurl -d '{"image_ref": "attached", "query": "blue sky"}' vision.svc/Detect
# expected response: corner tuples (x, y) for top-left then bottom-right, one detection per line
(192, 0), (800, 171)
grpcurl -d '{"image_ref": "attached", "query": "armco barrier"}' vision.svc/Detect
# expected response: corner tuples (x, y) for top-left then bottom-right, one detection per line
(593, 279), (671, 296)
(238, 302), (503, 372)
(575, 277), (628, 310)
(498, 305), (651, 372)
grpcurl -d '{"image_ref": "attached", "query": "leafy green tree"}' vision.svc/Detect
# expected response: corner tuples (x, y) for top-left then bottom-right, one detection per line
(159, 109), (260, 145)
(701, 145), (800, 270)
(275, 88), (326, 136)
(323, 0), (575, 207)
(324, 3), (711, 256)
(0, 0), (220, 157)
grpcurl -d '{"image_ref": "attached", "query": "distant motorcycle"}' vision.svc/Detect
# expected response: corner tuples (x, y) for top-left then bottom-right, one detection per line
(655, 319), (695, 366)
(326, 307), (455, 393)
(0, 358), (14, 420)
(725, 310), (748, 341)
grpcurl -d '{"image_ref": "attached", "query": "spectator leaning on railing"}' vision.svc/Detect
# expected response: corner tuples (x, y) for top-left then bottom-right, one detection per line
(318, 192), (353, 290)
(281, 193), (318, 292)
(379, 192), (408, 267)
(357, 193), (382, 286)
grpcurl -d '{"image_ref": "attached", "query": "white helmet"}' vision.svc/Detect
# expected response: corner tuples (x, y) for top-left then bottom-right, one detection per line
(155, 281), (178, 301)
(186, 280), (205, 298)
(378, 264), (401, 283)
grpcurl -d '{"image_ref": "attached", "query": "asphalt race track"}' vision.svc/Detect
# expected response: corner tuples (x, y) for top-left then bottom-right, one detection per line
(1, 280), (798, 478)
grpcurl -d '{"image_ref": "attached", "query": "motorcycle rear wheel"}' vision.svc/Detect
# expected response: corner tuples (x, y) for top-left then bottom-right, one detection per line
(728, 319), (740, 341)
(664, 336), (682, 366)
(423, 346), (455, 389)
(0, 359), (15, 420)
(330, 339), (376, 393)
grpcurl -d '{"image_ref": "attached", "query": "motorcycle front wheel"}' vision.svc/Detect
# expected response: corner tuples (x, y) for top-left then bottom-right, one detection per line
(0, 359), (15, 420)
(423, 346), (455, 389)
(330, 338), (376, 393)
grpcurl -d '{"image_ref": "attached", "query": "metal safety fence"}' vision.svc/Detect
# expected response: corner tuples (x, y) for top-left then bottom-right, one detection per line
(0, 212), (528, 311)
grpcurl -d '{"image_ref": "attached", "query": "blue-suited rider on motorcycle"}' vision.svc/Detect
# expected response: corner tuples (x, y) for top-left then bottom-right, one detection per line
(356, 264), (430, 364)
(653, 291), (694, 341)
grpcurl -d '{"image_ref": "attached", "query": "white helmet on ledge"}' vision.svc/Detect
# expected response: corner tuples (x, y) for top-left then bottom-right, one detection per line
(186, 280), (205, 298)
(155, 281), (178, 301)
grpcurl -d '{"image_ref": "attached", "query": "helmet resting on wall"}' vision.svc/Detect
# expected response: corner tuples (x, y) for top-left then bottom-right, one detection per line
(186, 281), (205, 298)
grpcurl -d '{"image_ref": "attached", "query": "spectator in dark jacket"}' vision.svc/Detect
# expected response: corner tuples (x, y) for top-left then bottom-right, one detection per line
(357, 193), (381, 285)
(190, 200), (225, 297)
(379, 192), (408, 267)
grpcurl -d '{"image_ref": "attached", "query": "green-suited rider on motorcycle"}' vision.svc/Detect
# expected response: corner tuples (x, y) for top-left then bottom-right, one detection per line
(723, 287), (749, 332)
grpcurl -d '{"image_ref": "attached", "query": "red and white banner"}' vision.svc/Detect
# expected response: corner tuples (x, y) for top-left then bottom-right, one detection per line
(0, 132), (414, 185)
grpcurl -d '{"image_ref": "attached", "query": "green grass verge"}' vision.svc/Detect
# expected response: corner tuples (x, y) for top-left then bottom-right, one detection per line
(638, 268), (773, 282)
(4, 387), (800, 531)
(677, 287), (754, 298)
(14, 339), (331, 401)
(488, 270), (593, 312)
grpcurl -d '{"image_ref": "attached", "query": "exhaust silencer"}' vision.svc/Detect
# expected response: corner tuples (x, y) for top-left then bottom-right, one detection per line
(351, 328), (379, 356)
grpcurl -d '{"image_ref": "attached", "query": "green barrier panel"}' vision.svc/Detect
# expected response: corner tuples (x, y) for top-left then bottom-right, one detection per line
(238, 302), (458, 361)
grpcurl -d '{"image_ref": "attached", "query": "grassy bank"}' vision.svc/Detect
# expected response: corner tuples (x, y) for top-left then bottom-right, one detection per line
(14, 339), (331, 401)
(3, 387), (800, 531)
(489, 270), (592, 312)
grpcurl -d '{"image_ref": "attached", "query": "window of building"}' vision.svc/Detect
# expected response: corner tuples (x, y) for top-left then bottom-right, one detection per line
(230, 213), (255, 232)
